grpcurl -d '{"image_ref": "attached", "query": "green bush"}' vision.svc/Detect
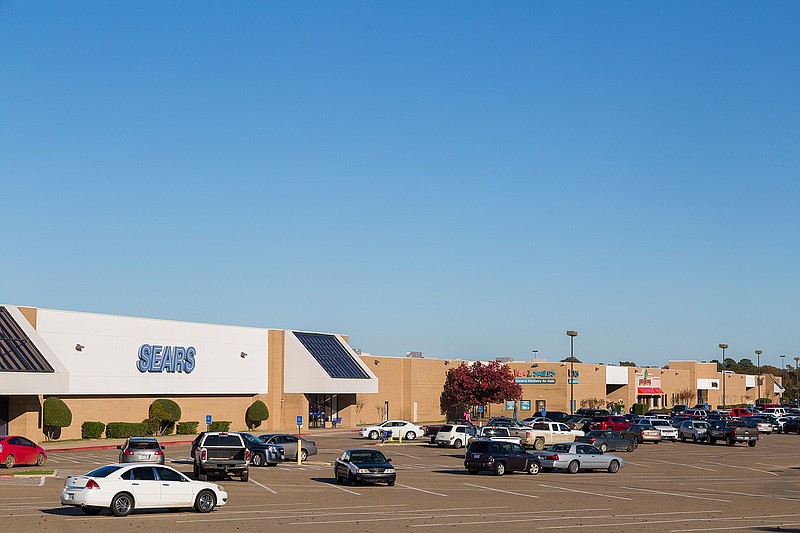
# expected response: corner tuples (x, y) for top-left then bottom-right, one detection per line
(631, 403), (648, 415)
(208, 421), (231, 432)
(142, 418), (160, 436)
(755, 398), (770, 405)
(81, 421), (105, 439)
(245, 400), (269, 429)
(149, 399), (182, 435)
(43, 397), (72, 440)
(176, 421), (199, 434)
(106, 422), (150, 438)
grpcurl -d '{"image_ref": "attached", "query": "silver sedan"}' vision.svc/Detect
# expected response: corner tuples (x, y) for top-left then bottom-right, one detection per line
(532, 442), (624, 474)
(258, 434), (318, 462)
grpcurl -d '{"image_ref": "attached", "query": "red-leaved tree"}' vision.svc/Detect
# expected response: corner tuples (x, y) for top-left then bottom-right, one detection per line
(440, 361), (523, 419)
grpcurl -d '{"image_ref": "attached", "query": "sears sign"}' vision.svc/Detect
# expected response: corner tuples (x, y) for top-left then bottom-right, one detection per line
(137, 344), (196, 374)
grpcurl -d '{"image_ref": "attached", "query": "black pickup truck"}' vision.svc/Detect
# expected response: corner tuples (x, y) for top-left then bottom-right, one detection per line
(192, 432), (251, 481)
(706, 420), (758, 447)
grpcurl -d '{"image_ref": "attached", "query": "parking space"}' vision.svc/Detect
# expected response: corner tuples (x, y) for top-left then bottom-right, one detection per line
(1, 432), (799, 532)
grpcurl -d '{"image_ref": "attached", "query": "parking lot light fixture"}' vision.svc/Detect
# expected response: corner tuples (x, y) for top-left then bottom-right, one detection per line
(566, 331), (578, 415)
(719, 344), (728, 408)
(755, 350), (763, 403)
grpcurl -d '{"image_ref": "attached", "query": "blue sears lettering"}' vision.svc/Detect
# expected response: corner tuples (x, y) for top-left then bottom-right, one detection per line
(137, 344), (196, 374)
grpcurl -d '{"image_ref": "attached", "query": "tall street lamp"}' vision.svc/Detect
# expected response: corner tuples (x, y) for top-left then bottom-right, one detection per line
(781, 354), (786, 393)
(719, 344), (728, 408)
(566, 330), (578, 415)
(755, 350), (763, 403)
(795, 357), (799, 399)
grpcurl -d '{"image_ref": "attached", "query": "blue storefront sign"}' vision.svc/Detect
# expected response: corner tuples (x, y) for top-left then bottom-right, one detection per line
(137, 344), (196, 373)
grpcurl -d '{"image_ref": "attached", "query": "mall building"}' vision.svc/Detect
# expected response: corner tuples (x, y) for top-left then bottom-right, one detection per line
(0, 304), (785, 441)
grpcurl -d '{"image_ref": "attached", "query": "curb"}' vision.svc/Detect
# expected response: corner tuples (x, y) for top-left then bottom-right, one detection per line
(0, 469), (58, 478)
(46, 440), (194, 453)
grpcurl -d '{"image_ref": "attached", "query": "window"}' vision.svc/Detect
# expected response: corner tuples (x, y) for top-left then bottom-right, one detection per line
(86, 465), (122, 478)
(156, 467), (184, 482)
(130, 467), (157, 481)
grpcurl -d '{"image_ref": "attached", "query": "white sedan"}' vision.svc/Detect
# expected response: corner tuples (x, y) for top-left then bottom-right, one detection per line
(60, 463), (227, 516)
(360, 420), (423, 440)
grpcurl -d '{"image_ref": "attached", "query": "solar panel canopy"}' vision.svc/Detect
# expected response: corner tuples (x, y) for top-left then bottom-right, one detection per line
(292, 331), (370, 379)
(0, 307), (54, 372)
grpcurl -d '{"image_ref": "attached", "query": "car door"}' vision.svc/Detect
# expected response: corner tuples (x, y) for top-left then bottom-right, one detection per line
(156, 467), (194, 506)
(126, 466), (161, 507)
(17, 437), (38, 464)
(509, 443), (528, 471)
(575, 444), (600, 468)
(6, 437), (26, 464)
(282, 436), (299, 460)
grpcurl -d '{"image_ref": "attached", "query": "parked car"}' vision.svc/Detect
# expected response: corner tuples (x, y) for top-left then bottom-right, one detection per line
(575, 430), (636, 453)
(464, 439), (541, 476)
(671, 404), (689, 415)
(743, 417), (774, 435)
(434, 424), (477, 449)
(60, 463), (227, 516)
(533, 442), (624, 474)
(706, 420), (758, 446)
(677, 420), (709, 443)
(575, 408), (611, 418)
(334, 448), (395, 486)
(590, 415), (631, 432)
(192, 432), (250, 481)
(468, 426), (522, 446)
(784, 418), (800, 434)
(0, 435), (47, 468)
(117, 437), (165, 464)
(730, 407), (754, 418)
(238, 432), (285, 466)
(257, 434), (317, 461)
(622, 421), (662, 444)
(360, 420), (423, 440)
(650, 419), (679, 441)
(566, 416), (592, 433)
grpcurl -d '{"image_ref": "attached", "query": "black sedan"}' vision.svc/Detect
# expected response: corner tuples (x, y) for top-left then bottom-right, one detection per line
(575, 430), (637, 453)
(464, 439), (541, 476)
(334, 449), (396, 486)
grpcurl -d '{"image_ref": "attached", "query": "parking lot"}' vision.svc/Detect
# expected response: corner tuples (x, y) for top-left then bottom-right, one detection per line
(2, 431), (800, 532)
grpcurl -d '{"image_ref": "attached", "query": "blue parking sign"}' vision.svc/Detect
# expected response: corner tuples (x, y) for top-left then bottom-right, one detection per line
(205, 415), (212, 425)
(541, 407), (546, 417)
(296, 415), (303, 427)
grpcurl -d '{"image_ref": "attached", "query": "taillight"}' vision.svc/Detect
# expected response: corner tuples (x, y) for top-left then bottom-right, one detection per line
(589, 438), (595, 443)
(154, 449), (163, 456)
(245, 449), (251, 462)
(545, 454), (559, 460)
(123, 449), (134, 455)
(732, 429), (737, 436)
(86, 479), (100, 490)
(201, 449), (207, 461)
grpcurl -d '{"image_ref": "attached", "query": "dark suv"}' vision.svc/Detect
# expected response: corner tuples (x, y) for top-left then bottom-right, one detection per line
(464, 439), (540, 476)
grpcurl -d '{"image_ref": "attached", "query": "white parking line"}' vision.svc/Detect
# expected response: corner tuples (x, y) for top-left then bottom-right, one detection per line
(327, 483), (360, 495)
(648, 459), (716, 472)
(462, 483), (538, 498)
(538, 483), (633, 501)
(696, 487), (800, 501)
(699, 460), (779, 476)
(622, 460), (654, 468)
(248, 478), (276, 494)
(622, 486), (731, 502)
(396, 483), (447, 497)
(539, 517), (719, 530)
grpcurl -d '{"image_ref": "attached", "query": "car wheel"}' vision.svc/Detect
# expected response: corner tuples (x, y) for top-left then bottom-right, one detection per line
(494, 462), (506, 476)
(369, 430), (379, 440)
(567, 460), (580, 474)
(198, 466), (208, 481)
(453, 439), (463, 449)
(708, 437), (716, 445)
(527, 461), (540, 475)
(726, 436), (735, 446)
(387, 479), (396, 486)
(467, 469), (479, 475)
(748, 440), (757, 447)
(300, 449), (308, 462)
(637, 436), (643, 444)
(691, 434), (697, 443)
(534, 438), (545, 451)
(4, 455), (14, 469)
(36, 453), (46, 467)
(111, 492), (134, 517)
(405, 431), (416, 440)
(240, 470), (249, 482)
(599, 443), (608, 453)
(626, 442), (635, 452)
(607, 460), (620, 474)
(194, 490), (216, 513)
(251, 453), (264, 467)
(680, 434), (686, 442)
(81, 506), (102, 515)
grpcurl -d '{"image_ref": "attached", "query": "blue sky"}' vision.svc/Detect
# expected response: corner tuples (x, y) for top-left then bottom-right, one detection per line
(2, 2), (798, 366)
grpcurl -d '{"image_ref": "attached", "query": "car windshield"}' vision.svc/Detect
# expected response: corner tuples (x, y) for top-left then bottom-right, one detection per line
(86, 465), (123, 477)
(128, 440), (159, 450)
(350, 451), (387, 464)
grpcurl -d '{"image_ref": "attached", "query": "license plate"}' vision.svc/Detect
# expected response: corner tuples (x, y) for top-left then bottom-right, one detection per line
(472, 453), (481, 459)
(67, 494), (74, 500)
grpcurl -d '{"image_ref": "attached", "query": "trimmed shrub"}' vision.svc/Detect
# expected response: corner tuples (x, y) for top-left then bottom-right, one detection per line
(631, 403), (648, 415)
(142, 418), (160, 436)
(755, 397), (770, 405)
(177, 421), (199, 435)
(81, 421), (105, 439)
(43, 397), (72, 440)
(208, 420), (231, 432)
(106, 422), (150, 439)
(245, 400), (269, 429)
(149, 399), (182, 435)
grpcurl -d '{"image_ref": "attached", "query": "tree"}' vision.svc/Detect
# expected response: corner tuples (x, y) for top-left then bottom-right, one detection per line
(618, 361), (637, 367)
(43, 397), (72, 440)
(560, 356), (582, 363)
(149, 399), (182, 435)
(245, 400), (269, 430)
(440, 361), (522, 419)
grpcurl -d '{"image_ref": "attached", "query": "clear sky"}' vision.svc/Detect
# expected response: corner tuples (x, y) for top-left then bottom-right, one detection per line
(2, 2), (798, 367)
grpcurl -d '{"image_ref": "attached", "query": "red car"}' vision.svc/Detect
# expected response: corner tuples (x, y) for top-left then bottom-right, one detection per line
(590, 415), (631, 432)
(0, 435), (47, 468)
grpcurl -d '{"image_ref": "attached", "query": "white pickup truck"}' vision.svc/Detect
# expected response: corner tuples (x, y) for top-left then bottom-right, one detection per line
(527, 422), (584, 450)
(468, 426), (522, 446)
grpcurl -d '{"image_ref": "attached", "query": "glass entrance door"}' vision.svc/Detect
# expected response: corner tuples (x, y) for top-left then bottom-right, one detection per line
(306, 394), (339, 429)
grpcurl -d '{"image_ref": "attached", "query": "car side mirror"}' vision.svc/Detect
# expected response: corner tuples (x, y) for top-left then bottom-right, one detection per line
(387, 458), (392, 463)
(161, 446), (165, 450)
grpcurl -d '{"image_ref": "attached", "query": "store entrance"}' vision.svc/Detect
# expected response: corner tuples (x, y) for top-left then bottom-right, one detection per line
(306, 394), (339, 429)
(0, 397), (8, 436)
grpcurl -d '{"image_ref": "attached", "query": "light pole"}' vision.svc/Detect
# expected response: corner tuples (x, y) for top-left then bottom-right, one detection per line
(566, 330), (578, 415)
(719, 344), (728, 408)
(781, 354), (786, 395)
(795, 357), (799, 400)
(755, 350), (763, 404)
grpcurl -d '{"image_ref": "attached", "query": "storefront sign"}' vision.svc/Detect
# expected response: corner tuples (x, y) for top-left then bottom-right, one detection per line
(137, 344), (196, 373)
(516, 377), (556, 384)
(505, 400), (517, 411)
